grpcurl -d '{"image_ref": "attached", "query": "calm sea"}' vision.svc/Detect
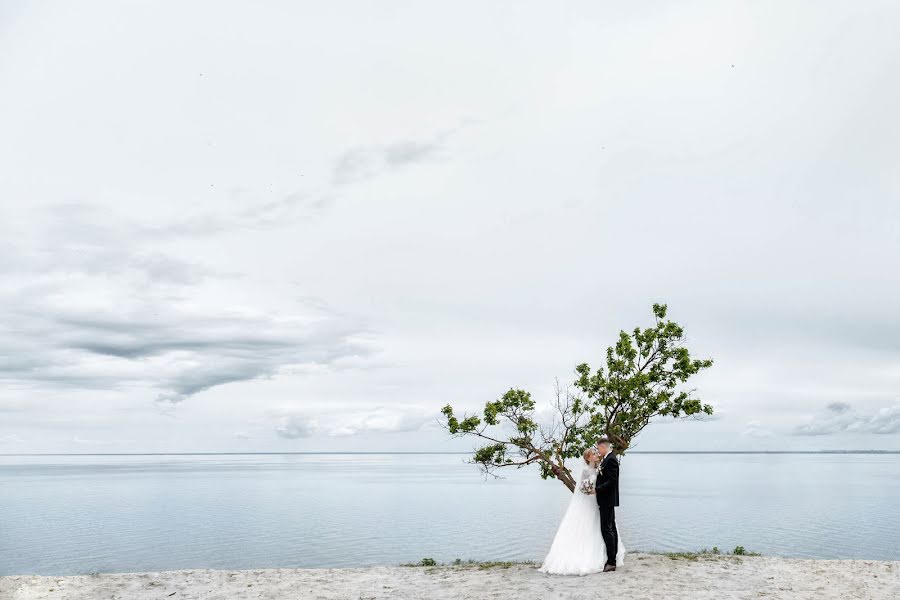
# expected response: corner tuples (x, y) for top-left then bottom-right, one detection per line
(1, 452), (898, 575)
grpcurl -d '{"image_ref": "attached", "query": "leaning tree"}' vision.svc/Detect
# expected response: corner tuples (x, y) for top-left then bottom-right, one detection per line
(441, 304), (714, 492)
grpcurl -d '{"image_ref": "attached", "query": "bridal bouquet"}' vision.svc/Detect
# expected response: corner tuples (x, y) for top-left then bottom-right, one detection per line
(579, 478), (595, 494)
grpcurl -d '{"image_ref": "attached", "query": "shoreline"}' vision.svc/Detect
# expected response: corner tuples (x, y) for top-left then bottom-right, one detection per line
(3, 554), (898, 599)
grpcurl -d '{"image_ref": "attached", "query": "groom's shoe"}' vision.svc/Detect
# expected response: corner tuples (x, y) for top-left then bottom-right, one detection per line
(603, 564), (616, 573)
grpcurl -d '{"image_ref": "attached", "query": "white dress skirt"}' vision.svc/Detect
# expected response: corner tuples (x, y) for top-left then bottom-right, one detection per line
(539, 466), (625, 575)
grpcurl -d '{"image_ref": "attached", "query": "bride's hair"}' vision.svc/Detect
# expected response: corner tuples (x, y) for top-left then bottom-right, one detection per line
(582, 447), (596, 464)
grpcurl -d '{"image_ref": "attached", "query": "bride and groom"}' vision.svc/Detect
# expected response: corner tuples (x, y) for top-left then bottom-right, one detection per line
(540, 437), (625, 576)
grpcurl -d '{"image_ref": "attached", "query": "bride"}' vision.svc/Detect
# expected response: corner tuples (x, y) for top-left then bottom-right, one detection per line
(539, 447), (625, 575)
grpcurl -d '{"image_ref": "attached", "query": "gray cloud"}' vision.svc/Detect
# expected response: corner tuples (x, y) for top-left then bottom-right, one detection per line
(275, 416), (317, 439)
(383, 140), (442, 167)
(238, 192), (335, 226)
(0, 207), (377, 406)
(32, 191), (334, 249)
(126, 253), (226, 285)
(332, 148), (377, 187)
(827, 402), (851, 414)
(0, 295), (374, 405)
(332, 135), (445, 186)
(128, 192), (335, 240)
(3, 205), (236, 286)
(793, 403), (900, 436)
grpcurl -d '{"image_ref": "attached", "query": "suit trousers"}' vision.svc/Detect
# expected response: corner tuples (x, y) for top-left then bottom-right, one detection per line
(598, 505), (618, 566)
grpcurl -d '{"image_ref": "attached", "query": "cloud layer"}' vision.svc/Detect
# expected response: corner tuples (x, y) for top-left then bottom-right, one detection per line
(0, 205), (375, 407)
(1, 1), (899, 452)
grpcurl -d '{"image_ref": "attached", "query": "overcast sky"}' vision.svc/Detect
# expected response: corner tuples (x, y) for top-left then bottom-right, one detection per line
(1, 1), (898, 454)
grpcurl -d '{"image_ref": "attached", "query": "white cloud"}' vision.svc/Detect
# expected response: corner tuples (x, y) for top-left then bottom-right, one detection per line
(274, 416), (318, 439)
(72, 436), (134, 445)
(742, 420), (775, 439)
(0, 434), (25, 445)
(793, 403), (900, 436)
(274, 407), (433, 439)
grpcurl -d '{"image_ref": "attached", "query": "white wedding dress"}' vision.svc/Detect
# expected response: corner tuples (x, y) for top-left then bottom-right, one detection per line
(539, 465), (625, 575)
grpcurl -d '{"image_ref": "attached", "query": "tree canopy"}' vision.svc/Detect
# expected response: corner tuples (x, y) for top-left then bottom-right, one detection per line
(441, 304), (714, 492)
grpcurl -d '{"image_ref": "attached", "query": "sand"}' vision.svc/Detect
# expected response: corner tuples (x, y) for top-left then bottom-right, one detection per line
(2, 554), (898, 600)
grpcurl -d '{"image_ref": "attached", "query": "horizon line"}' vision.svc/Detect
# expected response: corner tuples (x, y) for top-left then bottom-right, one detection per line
(2, 450), (899, 456)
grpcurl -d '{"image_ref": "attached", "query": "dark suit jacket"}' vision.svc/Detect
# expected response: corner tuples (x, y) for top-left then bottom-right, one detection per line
(595, 452), (620, 508)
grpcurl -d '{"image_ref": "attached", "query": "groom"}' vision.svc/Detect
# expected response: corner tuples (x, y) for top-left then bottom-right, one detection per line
(595, 437), (620, 572)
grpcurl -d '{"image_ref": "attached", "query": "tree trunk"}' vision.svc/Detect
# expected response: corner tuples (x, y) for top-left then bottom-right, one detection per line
(550, 461), (576, 492)
(608, 432), (629, 453)
(531, 448), (576, 492)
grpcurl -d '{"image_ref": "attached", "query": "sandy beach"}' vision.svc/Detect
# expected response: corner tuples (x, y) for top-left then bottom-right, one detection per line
(2, 554), (898, 600)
